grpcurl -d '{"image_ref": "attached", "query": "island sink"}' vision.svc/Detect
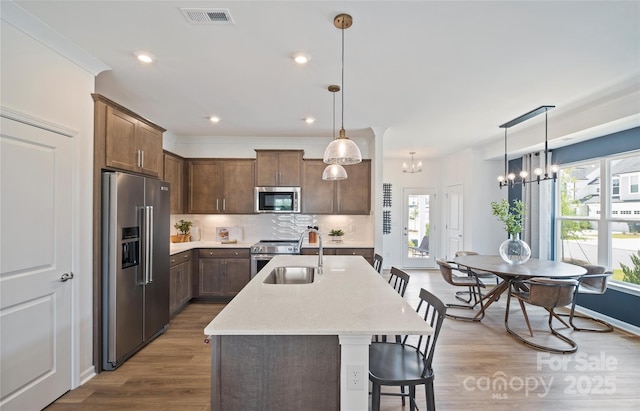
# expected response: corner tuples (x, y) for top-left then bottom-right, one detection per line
(263, 266), (317, 284)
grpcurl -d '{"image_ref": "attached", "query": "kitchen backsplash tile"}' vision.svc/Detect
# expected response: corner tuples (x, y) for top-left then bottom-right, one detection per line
(170, 213), (373, 243)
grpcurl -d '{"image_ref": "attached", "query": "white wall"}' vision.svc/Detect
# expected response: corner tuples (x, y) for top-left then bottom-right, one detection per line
(1, 21), (97, 385)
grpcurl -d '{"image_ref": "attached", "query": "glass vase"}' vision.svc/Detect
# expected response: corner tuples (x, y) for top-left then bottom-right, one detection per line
(498, 233), (531, 264)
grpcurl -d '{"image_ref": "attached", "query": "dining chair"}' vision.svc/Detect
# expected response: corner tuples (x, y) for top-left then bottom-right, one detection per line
(369, 288), (446, 411)
(436, 259), (485, 321)
(453, 251), (499, 303)
(373, 253), (383, 273)
(505, 277), (579, 354)
(565, 264), (614, 332)
(375, 267), (411, 343)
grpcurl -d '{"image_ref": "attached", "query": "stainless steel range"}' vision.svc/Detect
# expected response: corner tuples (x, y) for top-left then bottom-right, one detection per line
(250, 240), (300, 277)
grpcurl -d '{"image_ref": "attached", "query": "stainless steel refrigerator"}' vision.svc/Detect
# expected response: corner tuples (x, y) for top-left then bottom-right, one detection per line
(102, 171), (170, 370)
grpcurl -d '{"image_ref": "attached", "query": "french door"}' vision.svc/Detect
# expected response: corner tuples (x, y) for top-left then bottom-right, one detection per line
(402, 188), (436, 268)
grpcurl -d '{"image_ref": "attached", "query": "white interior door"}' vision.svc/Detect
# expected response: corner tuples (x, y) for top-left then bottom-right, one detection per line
(446, 184), (464, 260)
(1, 117), (73, 410)
(402, 188), (436, 268)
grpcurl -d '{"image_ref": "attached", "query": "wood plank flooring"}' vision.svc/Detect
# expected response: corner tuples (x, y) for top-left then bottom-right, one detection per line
(46, 269), (640, 410)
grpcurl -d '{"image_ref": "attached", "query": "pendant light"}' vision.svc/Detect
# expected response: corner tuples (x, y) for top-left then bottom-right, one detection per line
(323, 85), (348, 180)
(497, 105), (559, 188)
(323, 13), (362, 166)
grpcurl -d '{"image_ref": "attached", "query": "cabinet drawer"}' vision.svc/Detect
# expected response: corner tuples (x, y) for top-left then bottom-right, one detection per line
(198, 248), (250, 258)
(170, 251), (191, 267)
(334, 248), (374, 259)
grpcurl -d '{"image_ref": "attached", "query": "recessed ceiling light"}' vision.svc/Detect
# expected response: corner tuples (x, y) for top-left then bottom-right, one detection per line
(304, 117), (315, 124)
(209, 116), (221, 123)
(293, 53), (310, 65)
(135, 52), (154, 63)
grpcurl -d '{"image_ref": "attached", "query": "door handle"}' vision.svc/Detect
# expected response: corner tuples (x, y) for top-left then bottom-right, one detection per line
(59, 272), (74, 282)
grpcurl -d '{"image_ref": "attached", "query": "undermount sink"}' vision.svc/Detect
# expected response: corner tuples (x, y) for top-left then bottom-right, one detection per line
(263, 266), (317, 284)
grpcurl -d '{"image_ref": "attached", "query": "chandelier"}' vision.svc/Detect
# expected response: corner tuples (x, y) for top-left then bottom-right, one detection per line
(322, 13), (362, 166)
(402, 152), (422, 174)
(497, 105), (559, 188)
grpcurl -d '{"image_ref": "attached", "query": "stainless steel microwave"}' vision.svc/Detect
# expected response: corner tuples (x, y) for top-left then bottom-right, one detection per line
(254, 187), (301, 213)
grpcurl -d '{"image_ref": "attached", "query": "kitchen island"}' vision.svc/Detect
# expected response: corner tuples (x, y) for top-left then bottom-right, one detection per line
(204, 255), (432, 410)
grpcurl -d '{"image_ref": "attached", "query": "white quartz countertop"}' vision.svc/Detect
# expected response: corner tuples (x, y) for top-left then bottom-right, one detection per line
(204, 255), (432, 337)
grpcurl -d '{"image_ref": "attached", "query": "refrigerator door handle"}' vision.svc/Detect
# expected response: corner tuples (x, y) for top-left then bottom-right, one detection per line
(143, 205), (154, 284)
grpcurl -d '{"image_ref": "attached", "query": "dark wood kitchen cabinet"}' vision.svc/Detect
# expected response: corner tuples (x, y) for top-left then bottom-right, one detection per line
(255, 150), (303, 187)
(163, 151), (185, 214)
(302, 159), (371, 214)
(93, 94), (165, 178)
(187, 159), (255, 214)
(169, 251), (192, 315)
(196, 249), (251, 300)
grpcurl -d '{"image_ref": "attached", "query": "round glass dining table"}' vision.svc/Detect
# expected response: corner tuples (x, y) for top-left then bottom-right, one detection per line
(452, 255), (587, 319)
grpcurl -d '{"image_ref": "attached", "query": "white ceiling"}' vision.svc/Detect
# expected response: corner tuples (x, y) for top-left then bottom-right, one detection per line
(11, 0), (640, 160)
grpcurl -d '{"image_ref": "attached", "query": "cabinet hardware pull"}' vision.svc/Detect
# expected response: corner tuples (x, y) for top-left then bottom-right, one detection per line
(223, 199), (226, 210)
(140, 150), (144, 168)
(216, 199), (219, 211)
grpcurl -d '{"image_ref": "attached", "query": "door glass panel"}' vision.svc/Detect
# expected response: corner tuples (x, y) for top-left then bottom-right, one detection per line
(407, 194), (430, 259)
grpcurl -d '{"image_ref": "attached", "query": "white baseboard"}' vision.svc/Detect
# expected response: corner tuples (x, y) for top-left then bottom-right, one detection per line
(79, 367), (97, 386)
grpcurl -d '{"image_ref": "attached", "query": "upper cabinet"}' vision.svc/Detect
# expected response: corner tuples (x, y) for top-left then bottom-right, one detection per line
(255, 150), (303, 187)
(187, 159), (255, 214)
(163, 151), (185, 214)
(93, 94), (165, 178)
(302, 159), (371, 215)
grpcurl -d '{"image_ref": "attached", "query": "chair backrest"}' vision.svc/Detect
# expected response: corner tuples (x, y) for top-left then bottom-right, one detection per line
(409, 288), (446, 376)
(388, 267), (410, 297)
(526, 278), (578, 308)
(436, 258), (456, 286)
(417, 236), (429, 251)
(373, 253), (383, 273)
(578, 264), (611, 294)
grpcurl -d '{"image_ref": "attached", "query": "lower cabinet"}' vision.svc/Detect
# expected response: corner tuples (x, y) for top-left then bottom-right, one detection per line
(301, 248), (374, 265)
(169, 251), (192, 315)
(196, 249), (251, 300)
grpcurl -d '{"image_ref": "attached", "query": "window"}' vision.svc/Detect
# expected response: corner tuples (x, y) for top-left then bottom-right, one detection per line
(556, 151), (640, 288)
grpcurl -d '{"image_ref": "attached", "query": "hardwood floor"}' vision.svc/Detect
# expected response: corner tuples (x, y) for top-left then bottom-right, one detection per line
(47, 270), (640, 410)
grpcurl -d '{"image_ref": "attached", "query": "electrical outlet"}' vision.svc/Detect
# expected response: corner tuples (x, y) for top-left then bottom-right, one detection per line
(347, 364), (364, 390)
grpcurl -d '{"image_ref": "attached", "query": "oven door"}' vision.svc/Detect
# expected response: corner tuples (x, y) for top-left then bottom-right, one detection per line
(251, 254), (274, 278)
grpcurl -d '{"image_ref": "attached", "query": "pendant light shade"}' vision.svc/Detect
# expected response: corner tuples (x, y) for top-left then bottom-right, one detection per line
(323, 130), (362, 166)
(323, 84), (348, 180)
(322, 163), (348, 180)
(323, 13), (362, 166)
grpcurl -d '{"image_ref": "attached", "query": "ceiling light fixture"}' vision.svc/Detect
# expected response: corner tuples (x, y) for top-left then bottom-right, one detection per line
(209, 116), (220, 123)
(322, 13), (362, 166)
(402, 152), (423, 174)
(323, 85), (347, 180)
(135, 52), (154, 63)
(497, 105), (558, 188)
(304, 117), (315, 124)
(293, 53), (311, 65)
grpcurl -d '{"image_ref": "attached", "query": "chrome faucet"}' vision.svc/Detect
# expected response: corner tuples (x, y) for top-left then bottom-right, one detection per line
(298, 228), (323, 274)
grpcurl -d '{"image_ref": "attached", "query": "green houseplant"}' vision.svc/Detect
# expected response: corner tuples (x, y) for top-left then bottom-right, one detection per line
(173, 219), (193, 242)
(329, 229), (344, 242)
(491, 199), (526, 235)
(491, 199), (530, 264)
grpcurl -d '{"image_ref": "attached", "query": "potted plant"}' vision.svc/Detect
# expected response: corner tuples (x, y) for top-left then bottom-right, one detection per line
(328, 229), (344, 243)
(491, 199), (530, 264)
(173, 219), (193, 243)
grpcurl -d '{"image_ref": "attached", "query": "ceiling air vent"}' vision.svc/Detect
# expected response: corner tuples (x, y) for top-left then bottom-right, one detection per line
(180, 8), (234, 24)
